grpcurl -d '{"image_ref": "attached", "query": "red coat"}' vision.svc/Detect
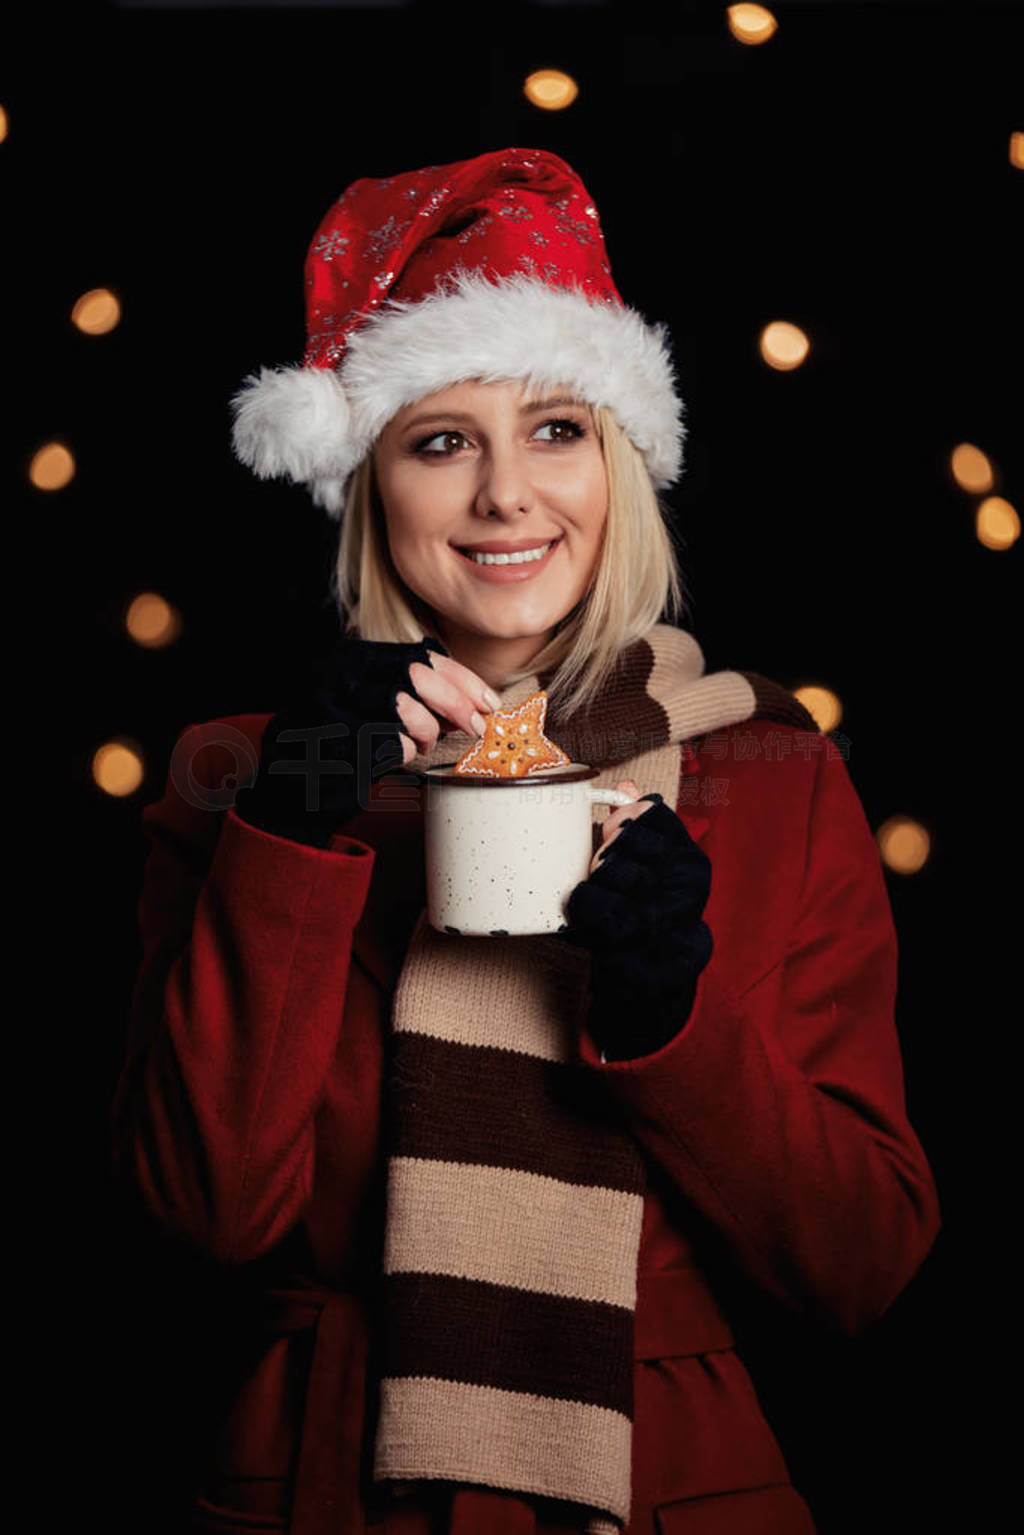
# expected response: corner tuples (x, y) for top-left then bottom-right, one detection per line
(111, 712), (940, 1535)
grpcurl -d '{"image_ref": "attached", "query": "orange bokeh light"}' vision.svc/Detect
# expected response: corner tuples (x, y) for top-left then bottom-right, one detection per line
(30, 443), (75, 491)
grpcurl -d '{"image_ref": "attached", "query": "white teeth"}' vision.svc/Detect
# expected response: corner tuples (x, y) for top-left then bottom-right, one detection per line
(463, 541), (554, 566)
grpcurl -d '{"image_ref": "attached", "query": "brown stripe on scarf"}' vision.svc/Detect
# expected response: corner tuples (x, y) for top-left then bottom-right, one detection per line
(381, 1272), (634, 1414)
(539, 639), (670, 768)
(737, 671), (819, 733)
(387, 1033), (642, 1190)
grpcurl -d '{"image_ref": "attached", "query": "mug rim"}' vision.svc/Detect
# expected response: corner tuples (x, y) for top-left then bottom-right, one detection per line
(415, 761), (598, 788)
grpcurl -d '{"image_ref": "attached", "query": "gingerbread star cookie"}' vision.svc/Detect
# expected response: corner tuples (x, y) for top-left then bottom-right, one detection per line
(454, 690), (571, 778)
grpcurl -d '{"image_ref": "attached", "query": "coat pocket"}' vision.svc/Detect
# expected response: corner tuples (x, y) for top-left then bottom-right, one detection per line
(190, 1283), (371, 1535)
(655, 1482), (817, 1535)
(631, 1276), (796, 1522)
(190, 1492), (287, 1532)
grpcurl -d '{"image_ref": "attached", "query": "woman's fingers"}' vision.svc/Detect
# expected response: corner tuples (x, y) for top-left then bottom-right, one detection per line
(396, 649), (504, 764)
(428, 652), (503, 715)
(395, 690), (444, 758)
(590, 780), (657, 874)
(603, 780), (644, 838)
(408, 655), (498, 739)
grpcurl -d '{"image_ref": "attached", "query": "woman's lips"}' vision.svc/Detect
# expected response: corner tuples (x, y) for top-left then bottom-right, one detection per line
(452, 537), (562, 583)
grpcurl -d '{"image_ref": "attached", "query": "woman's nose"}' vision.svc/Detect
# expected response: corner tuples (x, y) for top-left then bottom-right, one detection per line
(473, 444), (535, 519)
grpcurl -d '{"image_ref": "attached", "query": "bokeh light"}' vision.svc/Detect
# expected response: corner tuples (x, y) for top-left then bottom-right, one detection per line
(877, 816), (931, 875)
(125, 592), (183, 648)
(950, 442), (994, 494)
(975, 496), (1020, 551)
(523, 70), (579, 111)
(759, 321), (810, 371)
(72, 287), (122, 335)
(0, 106), (7, 144)
(727, 5), (778, 45)
(29, 442), (75, 491)
(793, 686), (842, 735)
(93, 740), (146, 799)
(1011, 132), (1024, 170)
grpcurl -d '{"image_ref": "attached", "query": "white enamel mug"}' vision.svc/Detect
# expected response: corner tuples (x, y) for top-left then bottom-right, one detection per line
(420, 762), (634, 937)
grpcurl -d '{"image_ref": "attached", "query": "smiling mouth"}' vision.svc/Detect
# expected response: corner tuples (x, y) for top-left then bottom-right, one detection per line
(454, 538), (562, 566)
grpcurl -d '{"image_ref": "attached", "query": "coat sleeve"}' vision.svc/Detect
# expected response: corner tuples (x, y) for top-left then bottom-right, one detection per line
(577, 737), (941, 1337)
(110, 720), (376, 1264)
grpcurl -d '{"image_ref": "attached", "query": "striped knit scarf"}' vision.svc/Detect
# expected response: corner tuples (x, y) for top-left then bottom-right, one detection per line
(372, 624), (815, 1532)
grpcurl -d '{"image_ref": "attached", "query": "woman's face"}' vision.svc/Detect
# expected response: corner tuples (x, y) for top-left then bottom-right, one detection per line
(372, 378), (608, 668)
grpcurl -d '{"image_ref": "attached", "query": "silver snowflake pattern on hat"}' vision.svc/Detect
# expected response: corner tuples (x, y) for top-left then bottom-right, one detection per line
(553, 212), (594, 246)
(498, 204), (534, 224)
(313, 230), (350, 262)
(365, 216), (412, 262)
(305, 323), (348, 364)
(418, 185), (453, 219)
(546, 196), (595, 247)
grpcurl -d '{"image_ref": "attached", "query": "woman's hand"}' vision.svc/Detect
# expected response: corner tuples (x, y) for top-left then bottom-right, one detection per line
(236, 633), (497, 847)
(396, 652), (502, 765)
(565, 780), (714, 1060)
(588, 778), (657, 876)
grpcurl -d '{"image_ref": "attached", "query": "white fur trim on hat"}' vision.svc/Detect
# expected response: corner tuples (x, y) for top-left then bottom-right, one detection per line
(230, 269), (685, 519)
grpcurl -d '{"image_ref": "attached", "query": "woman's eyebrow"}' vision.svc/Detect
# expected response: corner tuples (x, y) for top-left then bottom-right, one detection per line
(400, 396), (584, 432)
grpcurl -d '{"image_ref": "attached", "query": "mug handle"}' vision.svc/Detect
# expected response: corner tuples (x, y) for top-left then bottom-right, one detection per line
(588, 787), (635, 807)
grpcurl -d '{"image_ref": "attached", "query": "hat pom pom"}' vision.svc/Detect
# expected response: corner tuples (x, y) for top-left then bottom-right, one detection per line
(230, 364), (354, 490)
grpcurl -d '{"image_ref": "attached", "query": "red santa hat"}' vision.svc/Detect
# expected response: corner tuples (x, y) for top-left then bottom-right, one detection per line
(230, 147), (685, 518)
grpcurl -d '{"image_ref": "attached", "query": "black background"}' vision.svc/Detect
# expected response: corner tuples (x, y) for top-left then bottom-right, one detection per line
(15, 2), (1020, 1531)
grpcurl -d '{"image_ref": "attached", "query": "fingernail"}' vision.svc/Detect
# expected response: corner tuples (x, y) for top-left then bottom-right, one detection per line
(471, 710), (487, 735)
(483, 687), (502, 711)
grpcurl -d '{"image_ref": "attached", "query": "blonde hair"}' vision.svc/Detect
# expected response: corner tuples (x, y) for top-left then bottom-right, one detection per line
(330, 404), (690, 718)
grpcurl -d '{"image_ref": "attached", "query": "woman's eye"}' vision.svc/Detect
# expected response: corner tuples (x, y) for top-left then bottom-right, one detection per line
(535, 419), (585, 443)
(417, 430), (468, 455)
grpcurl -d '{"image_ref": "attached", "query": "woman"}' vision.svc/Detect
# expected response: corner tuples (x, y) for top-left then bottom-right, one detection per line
(112, 149), (940, 1535)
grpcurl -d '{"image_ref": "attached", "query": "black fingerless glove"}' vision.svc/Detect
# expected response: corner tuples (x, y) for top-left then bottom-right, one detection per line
(234, 634), (449, 849)
(565, 796), (713, 1061)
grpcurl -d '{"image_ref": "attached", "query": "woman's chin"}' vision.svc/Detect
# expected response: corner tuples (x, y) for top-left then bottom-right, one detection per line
(437, 605), (562, 645)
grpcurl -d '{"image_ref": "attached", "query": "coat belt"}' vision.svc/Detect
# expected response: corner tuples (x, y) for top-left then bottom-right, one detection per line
(633, 1269), (735, 1359)
(263, 1281), (372, 1535)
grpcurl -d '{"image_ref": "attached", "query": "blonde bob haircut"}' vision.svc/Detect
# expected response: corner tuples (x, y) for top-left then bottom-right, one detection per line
(330, 402), (691, 720)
